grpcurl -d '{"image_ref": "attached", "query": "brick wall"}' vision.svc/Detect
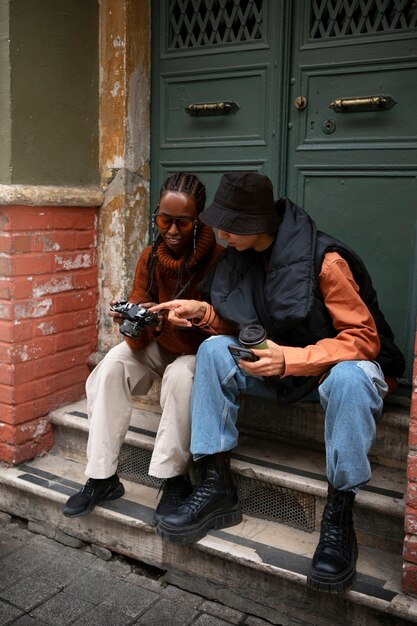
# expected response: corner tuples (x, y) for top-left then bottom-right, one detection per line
(0, 204), (98, 464)
(403, 327), (417, 594)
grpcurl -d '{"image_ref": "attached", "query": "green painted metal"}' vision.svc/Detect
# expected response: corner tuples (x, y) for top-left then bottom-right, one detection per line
(151, 0), (417, 383)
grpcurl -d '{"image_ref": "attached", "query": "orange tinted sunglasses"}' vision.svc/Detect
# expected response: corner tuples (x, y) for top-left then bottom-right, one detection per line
(155, 213), (198, 233)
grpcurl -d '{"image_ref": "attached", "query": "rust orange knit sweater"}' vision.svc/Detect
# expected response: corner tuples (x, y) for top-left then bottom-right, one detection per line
(124, 224), (223, 356)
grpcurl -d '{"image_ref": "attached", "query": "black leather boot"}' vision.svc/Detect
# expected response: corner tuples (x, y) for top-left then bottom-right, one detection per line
(156, 452), (242, 544)
(152, 475), (193, 525)
(307, 486), (358, 593)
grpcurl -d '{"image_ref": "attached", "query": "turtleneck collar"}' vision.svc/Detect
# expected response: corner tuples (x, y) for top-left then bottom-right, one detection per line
(154, 223), (216, 273)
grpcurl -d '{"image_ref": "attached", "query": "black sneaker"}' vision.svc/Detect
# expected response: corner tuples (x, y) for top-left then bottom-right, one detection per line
(153, 475), (193, 525)
(62, 474), (125, 518)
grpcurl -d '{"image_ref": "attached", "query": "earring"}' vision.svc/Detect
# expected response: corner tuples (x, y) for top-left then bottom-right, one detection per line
(151, 205), (159, 249)
(193, 222), (198, 253)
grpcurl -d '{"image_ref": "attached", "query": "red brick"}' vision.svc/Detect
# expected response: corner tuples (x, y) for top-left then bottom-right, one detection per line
(53, 251), (95, 273)
(0, 365), (13, 385)
(74, 289), (97, 314)
(32, 336), (56, 360)
(33, 345), (92, 379)
(76, 230), (96, 249)
(0, 235), (12, 253)
(407, 482), (417, 509)
(0, 416), (50, 445)
(58, 327), (96, 352)
(52, 208), (97, 230)
(10, 253), (54, 277)
(0, 428), (54, 464)
(0, 362), (34, 386)
(14, 299), (53, 320)
(0, 403), (15, 423)
(408, 454), (417, 482)
(32, 231), (77, 253)
(0, 301), (13, 320)
(0, 256), (12, 275)
(0, 384), (14, 403)
(10, 276), (35, 299)
(404, 507), (417, 534)
(13, 321), (33, 343)
(12, 396), (52, 425)
(13, 380), (47, 404)
(403, 562), (417, 597)
(75, 311), (96, 329)
(10, 234), (33, 253)
(53, 290), (96, 314)
(0, 279), (12, 299)
(410, 421), (417, 449)
(1, 206), (55, 232)
(0, 322), (15, 343)
(32, 312), (75, 337)
(52, 364), (89, 392)
(404, 535), (417, 565)
(51, 382), (86, 410)
(73, 268), (97, 290)
(31, 273), (74, 299)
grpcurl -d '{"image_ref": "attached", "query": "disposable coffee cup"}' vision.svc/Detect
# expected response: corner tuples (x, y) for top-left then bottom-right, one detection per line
(238, 324), (268, 350)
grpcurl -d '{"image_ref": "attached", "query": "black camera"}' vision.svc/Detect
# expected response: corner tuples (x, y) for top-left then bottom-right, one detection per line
(110, 301), (160, 339)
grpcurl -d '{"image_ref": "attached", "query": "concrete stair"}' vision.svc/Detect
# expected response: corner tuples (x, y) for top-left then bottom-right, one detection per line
(0, 396), (415, 625)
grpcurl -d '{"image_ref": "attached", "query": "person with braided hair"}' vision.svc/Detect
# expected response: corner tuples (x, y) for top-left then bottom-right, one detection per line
(62, 172), (227, 521)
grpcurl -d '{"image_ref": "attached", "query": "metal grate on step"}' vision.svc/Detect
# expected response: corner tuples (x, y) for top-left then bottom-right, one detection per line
(233, 474), (315, 533)
(117, 444), (315, 533)
(118, 444), (163, 489)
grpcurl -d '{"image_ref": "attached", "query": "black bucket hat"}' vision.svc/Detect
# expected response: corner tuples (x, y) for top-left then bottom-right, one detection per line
(200, 171), (279, 235)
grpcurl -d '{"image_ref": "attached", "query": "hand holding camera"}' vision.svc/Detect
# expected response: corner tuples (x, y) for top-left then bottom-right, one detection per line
(110, 301), (160, 339)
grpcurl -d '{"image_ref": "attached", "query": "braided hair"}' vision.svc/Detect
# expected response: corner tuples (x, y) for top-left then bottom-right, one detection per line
(159, 172), (206, 214)
(146, 172), (207, 300)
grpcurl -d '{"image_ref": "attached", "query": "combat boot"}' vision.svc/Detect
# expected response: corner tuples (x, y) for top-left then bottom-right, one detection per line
(307, 485), (357, 593)
(156, 452), (242, 544)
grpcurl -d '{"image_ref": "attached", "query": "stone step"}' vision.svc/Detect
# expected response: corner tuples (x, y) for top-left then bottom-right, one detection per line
(238, 397), (410, 471)
(0, 454), (414, 626)
(49, 400), (405, 555)
(131, 386), (410, 470)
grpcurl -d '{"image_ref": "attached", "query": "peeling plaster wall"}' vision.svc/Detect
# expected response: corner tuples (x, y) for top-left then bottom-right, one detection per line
(0, 1), (11, 183)
(97, 0), (151, 352)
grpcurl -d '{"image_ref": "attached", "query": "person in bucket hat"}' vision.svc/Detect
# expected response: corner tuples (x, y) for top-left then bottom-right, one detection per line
(151, 171), (404, 594)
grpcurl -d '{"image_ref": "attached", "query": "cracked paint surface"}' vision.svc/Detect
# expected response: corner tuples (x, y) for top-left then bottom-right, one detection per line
(98, 0), (150, 353)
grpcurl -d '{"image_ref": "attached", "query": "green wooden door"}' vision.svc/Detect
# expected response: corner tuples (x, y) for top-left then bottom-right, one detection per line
(150, 0), (287, 204)
(286, 1), (417, 384)
(151, 0), (417, 384)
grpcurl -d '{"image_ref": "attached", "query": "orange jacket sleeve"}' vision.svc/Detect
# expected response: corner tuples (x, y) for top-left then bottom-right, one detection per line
(281, 252), (380, 377)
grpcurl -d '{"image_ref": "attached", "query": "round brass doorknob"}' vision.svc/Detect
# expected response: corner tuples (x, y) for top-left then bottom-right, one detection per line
(294, 96), (307, 110)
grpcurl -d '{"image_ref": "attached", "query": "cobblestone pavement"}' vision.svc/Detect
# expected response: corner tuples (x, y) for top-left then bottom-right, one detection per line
(0, 514), (276, 626)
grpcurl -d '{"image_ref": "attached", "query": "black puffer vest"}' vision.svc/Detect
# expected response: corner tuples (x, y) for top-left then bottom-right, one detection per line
(205, 198), (405, 404)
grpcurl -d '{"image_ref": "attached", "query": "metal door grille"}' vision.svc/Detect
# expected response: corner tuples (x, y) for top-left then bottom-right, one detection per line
(117, 444), (316, 533)
(168, 0), (264, 49)
(310, 0), (417, 39)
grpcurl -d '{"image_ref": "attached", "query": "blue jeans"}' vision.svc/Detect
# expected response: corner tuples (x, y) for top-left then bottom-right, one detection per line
(190, 335), (388, 491)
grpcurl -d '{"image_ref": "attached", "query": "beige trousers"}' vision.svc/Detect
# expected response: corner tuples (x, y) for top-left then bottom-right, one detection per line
(85, 340), (195, 479)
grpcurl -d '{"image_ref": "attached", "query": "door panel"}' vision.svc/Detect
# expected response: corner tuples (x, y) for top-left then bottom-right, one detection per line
(299, 62), (417, 145)
(163, 67), (269, 146)
(287, 1), (417, 383)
